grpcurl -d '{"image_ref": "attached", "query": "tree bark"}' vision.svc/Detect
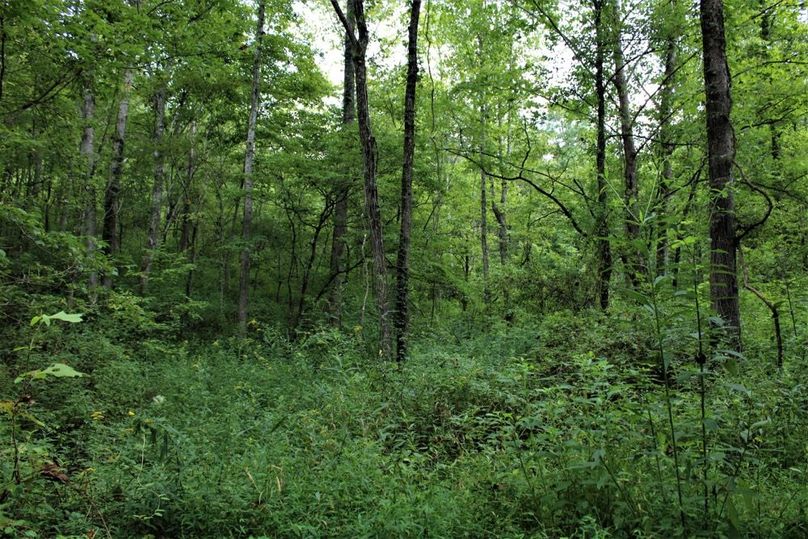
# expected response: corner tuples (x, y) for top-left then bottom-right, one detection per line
(491, 179), (508, 265)
(140, 84), (167, 294)
(480, 163), (490, 303)
(594, 0), (612, 309)
(332, 0), (391, 357)
(700, 0), (741, 347)
(611, 5), (641, 285)
(80, 84), (98, 300)
(327, 0), (356, 328)
(102, 69), (133, 289)
(656, 5), (677, 276)
(238, 0), (265, 334)
(394, 0), (421, 361)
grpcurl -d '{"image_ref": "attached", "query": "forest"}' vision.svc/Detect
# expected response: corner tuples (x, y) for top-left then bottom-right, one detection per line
(0, 0), (807, 536)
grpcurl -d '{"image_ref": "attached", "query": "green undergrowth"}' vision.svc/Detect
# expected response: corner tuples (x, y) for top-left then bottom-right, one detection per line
(1, 313), (807, 538)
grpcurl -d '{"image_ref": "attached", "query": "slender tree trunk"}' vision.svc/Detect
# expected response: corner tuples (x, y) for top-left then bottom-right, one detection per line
(394, 0), (421, 362)
(102, 69), (133, 289)
(293, 207), (330, 331)
(480, 164), (490, 302)
(140, 84), (167, 294)
(338, 0), (391, 357)
(328, 0), (356, 327)
(611, 7), (641, 285)
(758, 0), (780, 160)
(700, 0), (741, 347)
(594, 0), (612, 309)
(178, 123), (196, 253)
(656, 8), (677, 276)
(491, 179), (508, 265)
(80, 85), (98, 300)
(238, 0), (265, 334)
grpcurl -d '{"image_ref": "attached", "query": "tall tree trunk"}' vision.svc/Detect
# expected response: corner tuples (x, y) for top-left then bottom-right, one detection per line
(331, 0), (391, 357)
(594, 0), (612, 309)
(140, 84), (167, 294)
(328, 0), (356, 328)
(759, 0), (780, 160)
(656, 5), (677, 276)
(700, 0), (740, 347)
(480, 164), (490, 302)
(238, 0), (265, 334)
(394, 0), (421, 362)
(102, 69), (133, 289)
(80, 84), (98, 300)
(179, 121), (196, 254)
(611, 6), (641, 285)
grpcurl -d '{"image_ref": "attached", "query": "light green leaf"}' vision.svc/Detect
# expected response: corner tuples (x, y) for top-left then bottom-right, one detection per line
(48, 311), (83, 323)
(41, 363), (84, 378)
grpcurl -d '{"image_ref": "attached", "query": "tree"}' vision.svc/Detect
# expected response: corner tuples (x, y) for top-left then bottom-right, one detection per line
(79, 82), (98, 299)
(700, 0), (740, 346)
(593, 0), (612, 309)
(139, 82), (167, 294)
(102, 69), (133, 289)
(610, 0), (641, 285)
(238, 0), (266, 334)
(394, 0), (422, 361)
(331, 0), (391, 357)
(327, 0), (356, 328)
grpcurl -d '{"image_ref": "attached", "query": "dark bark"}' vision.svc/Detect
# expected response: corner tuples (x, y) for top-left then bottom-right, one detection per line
(491, 179), (508, 265)
(331, 0), (391, 357)
(238, 0), (265, 334)
(293, 205), (332, 332)
(594, 0), (612, 309)
(394, 0), (421, 362)
(327, 0), (356, 328)
(480, 164), (490, 303)
(700, 0), (741, 347)
(140, 84), (167, 294)
(102, 69), (133, 289)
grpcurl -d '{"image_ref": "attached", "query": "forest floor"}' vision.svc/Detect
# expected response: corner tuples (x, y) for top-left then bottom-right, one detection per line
(2, 311), (807, 537)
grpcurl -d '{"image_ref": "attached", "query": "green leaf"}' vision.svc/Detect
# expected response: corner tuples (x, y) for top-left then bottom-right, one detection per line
(41, 363), (84, 378)
(15, 363), (84, 383)
(48, 311), (83, 323)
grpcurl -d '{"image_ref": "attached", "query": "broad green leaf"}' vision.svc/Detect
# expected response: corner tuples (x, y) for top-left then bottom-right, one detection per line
(41, 363), (84, 378)
(47, 311), (83, 323)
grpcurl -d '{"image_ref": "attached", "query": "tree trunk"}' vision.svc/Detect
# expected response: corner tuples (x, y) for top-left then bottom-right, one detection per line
(594, 0), (612, 309)
(394, 0), (421, 362)
(327, 0), (356, 328)
(102, 69), (133, 289)
(480, 164), (490, 303)
(238, 0), (265, 334)
(611, 6), (641, 285)
(140, 84), (167, 294)
(656, 6), (677, 276)
(700, 0), (741, 347)
(80, 84), (98, 300)
(491, 179), (508, 265)
(338, 0), (391, 357)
